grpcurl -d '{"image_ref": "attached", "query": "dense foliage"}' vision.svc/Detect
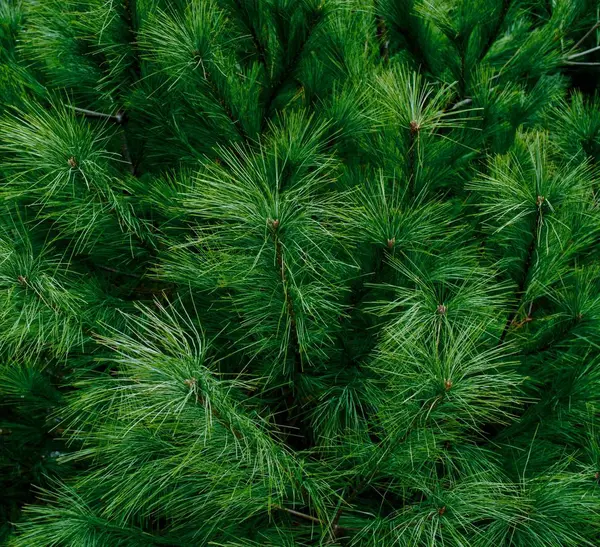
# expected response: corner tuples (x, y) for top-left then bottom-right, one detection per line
(2, 0), (600, 545)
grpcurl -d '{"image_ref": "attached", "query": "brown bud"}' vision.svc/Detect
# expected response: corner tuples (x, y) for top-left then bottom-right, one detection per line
(271, 219), (280, 230)
(514, 315), (533, 329)
(437, 304), (447, 315)
(536, 195), (545, 207)
(184, 378), (197, 387)
(444, 379), (453, 391)
(595, 471), (599, 480)
(410, 120), (420, 135)
(387, 237), (395, 249)
(17, 275), (27, 286)
(438, 506), (446, 516)
(67, 156), (77, 169)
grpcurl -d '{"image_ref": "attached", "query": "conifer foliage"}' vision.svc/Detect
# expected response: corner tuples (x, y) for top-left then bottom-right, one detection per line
(2, 0), (600, 545)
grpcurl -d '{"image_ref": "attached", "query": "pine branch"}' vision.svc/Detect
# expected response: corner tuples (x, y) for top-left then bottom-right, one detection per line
(204, 68), (249, 142)
(96, 265), (141, 279)
(66, 106), (135, 174)
(373, 1), (389, 61)
(446, 97), (473, 112)
(65, 106), (126, 124)
(261, 9), (322, 129)
(459, 43), (467, 96)
(328, 406), (425, 539)
(564, 60), (600, 66)
(120, 131), (135, 175)
(330, 477), (367, 538)
(387, 20), (432, 74)
(231, 0), (267, 67)
(276, 505), (324, 525)
(407, 121), (419, 198)
(566, 45), (600, 60)
(122, 0), (141, 79)
(499, 197), (544, 343)
(568, 21), (600, 55)
(6, 2), (600, 545)
(479, 0), (511, 61)
(271, 221), (303, 379)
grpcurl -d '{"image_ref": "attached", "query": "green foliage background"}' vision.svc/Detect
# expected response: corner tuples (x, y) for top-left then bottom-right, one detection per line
(1, 0), (600, 545)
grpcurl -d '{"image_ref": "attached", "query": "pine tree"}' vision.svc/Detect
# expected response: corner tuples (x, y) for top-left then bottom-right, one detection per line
(1, 0), (600, 545)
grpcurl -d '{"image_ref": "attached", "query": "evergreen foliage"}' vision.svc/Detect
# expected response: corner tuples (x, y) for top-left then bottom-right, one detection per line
(1, 0), (600, 545)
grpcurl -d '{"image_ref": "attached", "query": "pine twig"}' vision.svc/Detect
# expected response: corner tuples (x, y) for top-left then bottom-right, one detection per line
(66, 105), (126, 124)
(568, 21), (600, 55)
(276, 506), (324, 525)
(66, 105), (137, 175)
(564, 61), (600, 66)
(97, 265), (141, 279)
(270, 220), (303, 378)
(261, 9), (322, 130)
(330, 477), (367, 538)
(447, 98), (473, 112)
(203, 70), (249, 142)
(479, 0), (511, 61)
(231, 0), (267, 67)
(376, 16), (389, 61)
(123, 0), (142, 79)
(120, 131), (135, 175)
(329, 401), (441, 540)
(373, 1), (389, 62)
(566, 44), (600, 60)
(407, 120), (419, 199)
(388, 19), (432, 74)
(275, 505), (360, 535)
(499, 198), (544, 343)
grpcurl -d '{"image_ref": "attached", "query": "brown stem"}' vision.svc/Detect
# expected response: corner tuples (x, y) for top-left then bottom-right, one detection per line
(330, 477), (367, 538)
(569, 21), (600, 54)
(276, 505), (360, 536)
(278, 506), (324, 525)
